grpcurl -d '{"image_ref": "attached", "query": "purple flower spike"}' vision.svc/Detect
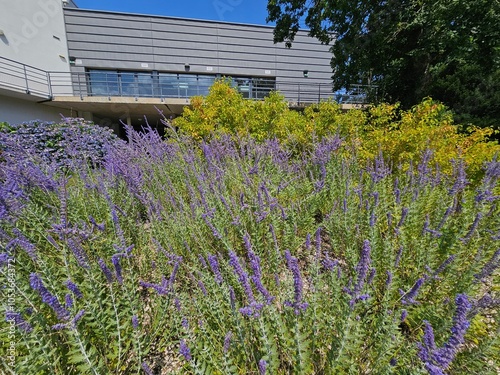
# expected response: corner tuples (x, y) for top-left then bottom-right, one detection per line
(111, 254), (124, 284)
(29, 273), (70, 321)
(65, 280), (83, 299)
(179, 339), (192, 361)
(71, 309), (85, 328)
(132, 315), (139, 330)
(98, 258), (114, 283)
(355, 240), (372, 294)
(418, 295), (471, 373)
(247, 247), (274, 304)
(474, 249), (500, 281)
(284, 250), (308, 314)
(141, 361), (154, 375)
(65, 294), (73, 309)
(208, 254), (224, 284)
(401, 278), (424, 305)
(228, 251), (254, 303)
(258, 359), (267, 375)
(223, 331), (233, 353)
(400, 309), (408, 322)
(67, 238), (90, 269)
(12, 228), (37, 261)
(5, 311), (33, 333)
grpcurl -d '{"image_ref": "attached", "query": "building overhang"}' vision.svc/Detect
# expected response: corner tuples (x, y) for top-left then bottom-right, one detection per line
(44, 96), (190, 120)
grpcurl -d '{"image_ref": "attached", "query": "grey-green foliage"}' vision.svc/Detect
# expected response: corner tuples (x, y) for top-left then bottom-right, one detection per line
(0, 127), (498, 374)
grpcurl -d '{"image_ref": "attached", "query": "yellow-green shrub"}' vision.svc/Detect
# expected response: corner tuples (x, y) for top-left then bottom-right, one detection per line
(173, 81), (499, 179)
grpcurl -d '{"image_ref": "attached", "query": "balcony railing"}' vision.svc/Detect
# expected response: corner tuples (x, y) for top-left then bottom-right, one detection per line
(0, 56), (373, 105)
(0, 56), (52, 98)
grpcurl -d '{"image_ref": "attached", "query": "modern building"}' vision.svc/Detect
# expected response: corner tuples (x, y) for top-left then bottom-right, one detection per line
(0, 0), (355, 134)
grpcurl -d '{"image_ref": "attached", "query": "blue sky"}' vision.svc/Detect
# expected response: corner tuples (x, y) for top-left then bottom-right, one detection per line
(75, 0), (273, 25)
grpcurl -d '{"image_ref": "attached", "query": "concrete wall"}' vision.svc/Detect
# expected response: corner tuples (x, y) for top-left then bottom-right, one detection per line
(0, 94), (71, 124)
(0, 0), (71, 72)
(63, 8), (334, 88)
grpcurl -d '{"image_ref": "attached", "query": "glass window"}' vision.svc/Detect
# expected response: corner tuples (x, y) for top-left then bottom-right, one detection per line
(88, 70), (119, 96)
(87, 70), (273, 100)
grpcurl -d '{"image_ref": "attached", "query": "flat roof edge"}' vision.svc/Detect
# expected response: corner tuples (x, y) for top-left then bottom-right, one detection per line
(63, 7), (312, 33)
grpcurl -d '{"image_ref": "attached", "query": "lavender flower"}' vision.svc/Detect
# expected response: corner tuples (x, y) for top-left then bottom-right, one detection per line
(65, 294), (73, 308)
(468, 293), (500, 317)
(474, 249), (500, 282)
(284, 250), (308, 314)
(386, 271), (393, 286)
(418, 294), (471, 373)
(207, 254), (224, 284)
(65, 280), (83, 299)
(174, 298), (181, 311)
(368, 152), (391, 183)
(396, 207), (409, 229)
(0, 253), (9, 268)
(322, 252), (338, 271)
(71, 309), (85, 328)
(88, 215), (106, 232)
(111, 254), (124, 284)
(223, 331), (233, 353)
(354, 240), (372, 296)
(258, 359), (267, 375)
(52, 323), (68, 331)
(197, 279), (208, 296)
(198, 254), (207, 268)
(448, 159), (468, 195)
(431, 255), (456, 278)
(98, 258), (114, 283)
(228, 251), (254, 303)
(247, 247), (274, 304)
(400, 278), (424, 305)
(179, 339), (192, 361)
(315, 227), (322, 256)
(394, 246), (404, 268)
(400, 309), (408, 322)
(201, 213), (222, 240)
(181, 317), (189, 329)
(29, 273), (70, 321)
(132, 315), (139, 330)
(11, 228), (37, 260)
(141, 361), (154, 375)
(368, 268), (376, 284)
(66, 238), (90, 269)
(5, 311), (33, 333)
(460, 213), (482, 244)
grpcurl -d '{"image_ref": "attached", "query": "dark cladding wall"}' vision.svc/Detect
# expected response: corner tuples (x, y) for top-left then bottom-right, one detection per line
(63, 8), (334, 99)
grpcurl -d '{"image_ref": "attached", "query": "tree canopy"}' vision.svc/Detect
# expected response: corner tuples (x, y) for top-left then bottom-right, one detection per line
(267, 0), (500, 128)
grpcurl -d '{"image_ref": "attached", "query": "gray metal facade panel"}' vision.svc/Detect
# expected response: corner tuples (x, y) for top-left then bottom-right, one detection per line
(152, 47), (219, 60)
(64, 8), (333, 96)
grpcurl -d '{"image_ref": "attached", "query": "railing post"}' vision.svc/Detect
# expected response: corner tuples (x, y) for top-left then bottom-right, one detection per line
(46, 72), (53, 98)
(298, 83), (301, 104)
(318, 84), (321, 103)
(77, 72), (83, 99)
(23, 65), (30, 94)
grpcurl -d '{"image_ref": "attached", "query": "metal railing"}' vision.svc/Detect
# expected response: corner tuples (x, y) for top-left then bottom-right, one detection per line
(0, 56), (373, 104)
(0, 56), (52, 98)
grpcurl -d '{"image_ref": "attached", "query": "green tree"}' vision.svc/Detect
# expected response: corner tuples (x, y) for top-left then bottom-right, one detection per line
(267, 0), (500, 128)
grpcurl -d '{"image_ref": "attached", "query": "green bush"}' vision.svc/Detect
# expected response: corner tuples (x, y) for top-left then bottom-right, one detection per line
(173, 81), (500, 180)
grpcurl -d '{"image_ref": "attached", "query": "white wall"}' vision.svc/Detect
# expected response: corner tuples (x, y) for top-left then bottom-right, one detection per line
(0, 94), (71, 124)
(0, 0), (71, 72)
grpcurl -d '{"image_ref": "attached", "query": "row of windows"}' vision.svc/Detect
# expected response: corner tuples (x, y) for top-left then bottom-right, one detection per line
(86, 70), (276, 99)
